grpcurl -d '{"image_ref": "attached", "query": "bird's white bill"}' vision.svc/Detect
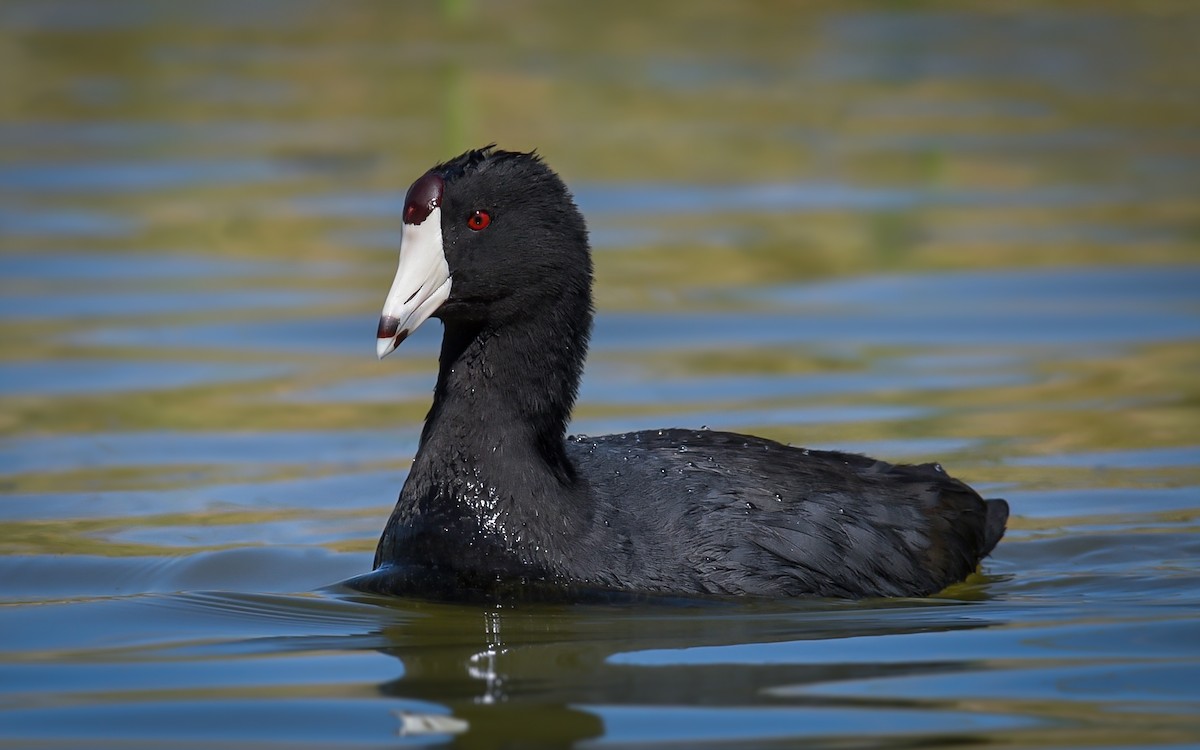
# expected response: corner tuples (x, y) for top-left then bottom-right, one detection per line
(376, 207), (451, 359)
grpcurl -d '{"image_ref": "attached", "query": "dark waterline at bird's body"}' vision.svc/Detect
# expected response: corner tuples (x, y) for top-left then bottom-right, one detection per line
(350, 147), (1008, 603)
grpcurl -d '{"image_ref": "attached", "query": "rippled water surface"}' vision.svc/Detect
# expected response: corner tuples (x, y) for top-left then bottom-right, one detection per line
(2, 2), (1199, 748)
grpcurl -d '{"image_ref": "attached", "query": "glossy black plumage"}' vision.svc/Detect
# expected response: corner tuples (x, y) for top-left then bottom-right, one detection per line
(353, 147), (1008, 602)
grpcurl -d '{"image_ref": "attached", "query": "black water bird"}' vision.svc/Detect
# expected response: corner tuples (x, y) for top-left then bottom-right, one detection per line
(354, 147), (1008, 602)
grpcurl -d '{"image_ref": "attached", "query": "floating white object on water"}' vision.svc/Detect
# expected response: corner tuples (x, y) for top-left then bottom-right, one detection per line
(393, 710), (469, 736)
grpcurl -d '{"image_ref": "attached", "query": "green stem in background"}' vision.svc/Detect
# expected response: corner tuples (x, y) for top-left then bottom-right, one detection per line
(441, 0), (470, 24)
(440, 0), (471, 155)
(441, 61), (470, 157)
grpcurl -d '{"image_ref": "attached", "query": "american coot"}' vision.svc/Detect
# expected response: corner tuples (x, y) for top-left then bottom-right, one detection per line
(353, 146), (1008, 602)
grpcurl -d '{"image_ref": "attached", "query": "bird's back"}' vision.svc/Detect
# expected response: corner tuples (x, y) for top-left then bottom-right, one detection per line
(564, 428), (1007, 598)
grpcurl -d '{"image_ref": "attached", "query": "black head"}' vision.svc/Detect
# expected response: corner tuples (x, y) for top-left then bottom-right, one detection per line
(377, 147), (593, 358)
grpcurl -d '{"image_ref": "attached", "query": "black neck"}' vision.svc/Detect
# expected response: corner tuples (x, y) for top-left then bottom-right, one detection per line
(374, 302), (592, 575)
(418, 294), (592, 485)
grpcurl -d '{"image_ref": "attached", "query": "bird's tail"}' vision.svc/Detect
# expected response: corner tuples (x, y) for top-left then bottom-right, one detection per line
(981, 498), (1010, 556)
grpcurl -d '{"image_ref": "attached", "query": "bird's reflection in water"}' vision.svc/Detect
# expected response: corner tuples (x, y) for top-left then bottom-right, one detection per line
(355, 590), (1006, 747)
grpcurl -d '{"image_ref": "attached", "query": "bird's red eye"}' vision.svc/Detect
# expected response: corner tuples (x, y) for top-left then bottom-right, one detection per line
(467, 210), (491, 231)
